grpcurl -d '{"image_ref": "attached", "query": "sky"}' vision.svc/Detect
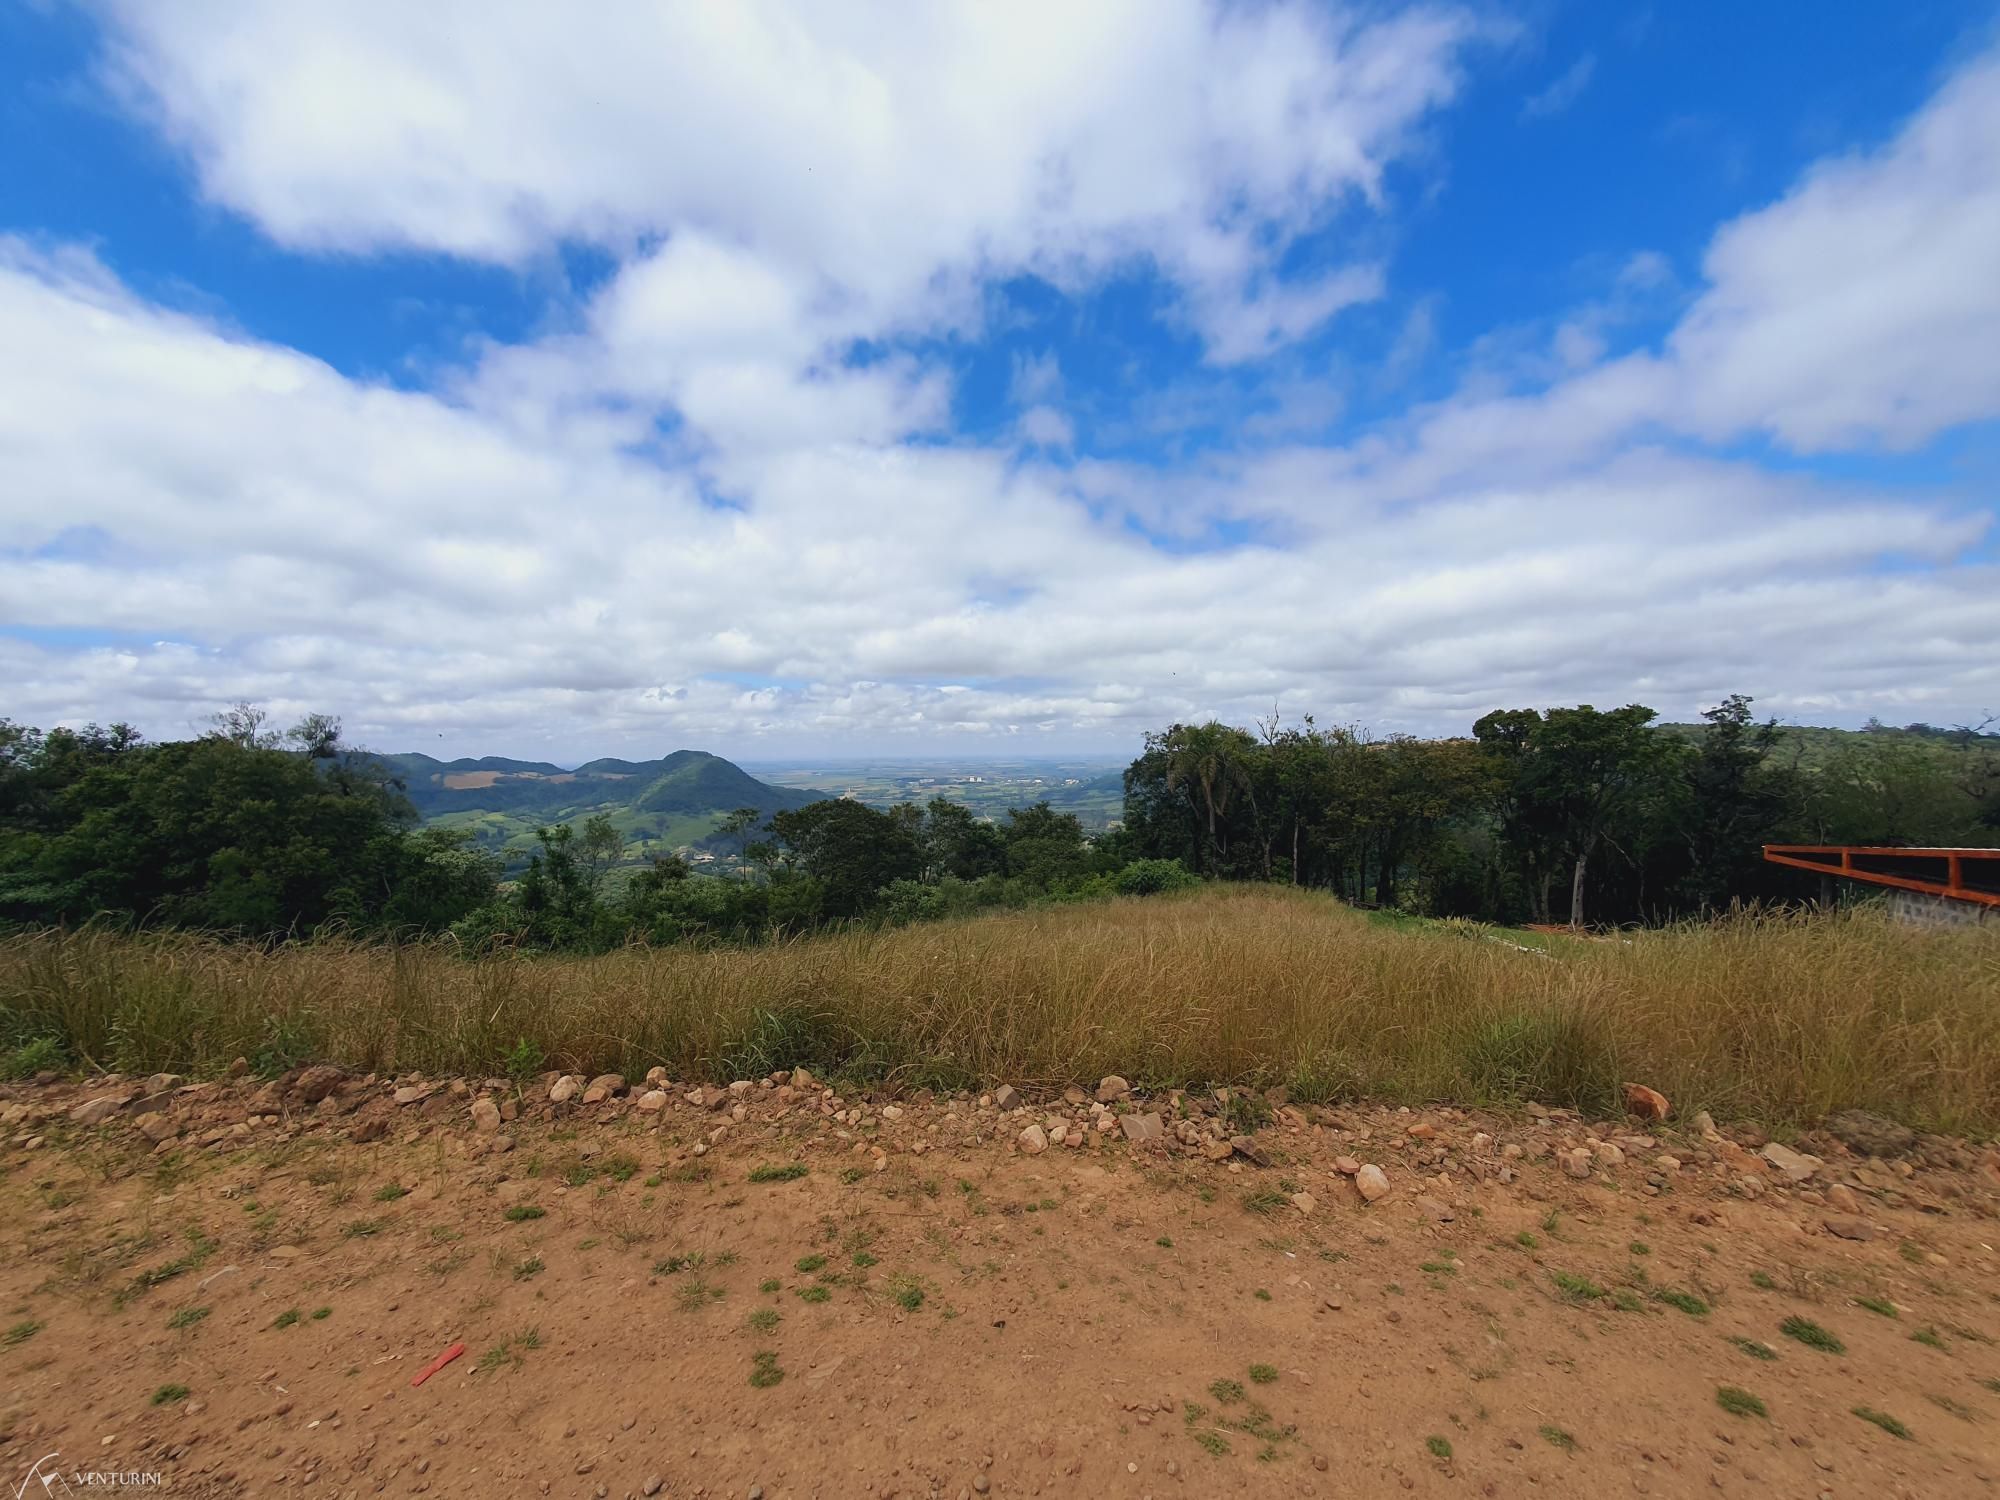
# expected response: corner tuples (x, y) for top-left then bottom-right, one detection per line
(2, 2), (1998, 762)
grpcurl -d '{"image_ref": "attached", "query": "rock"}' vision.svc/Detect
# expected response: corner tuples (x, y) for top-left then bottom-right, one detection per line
(1095, 1075), (1132, 1104)
(1230, 1134), (1272, 1168)
(634, 1090), (668, 1114)
(470, 1098), (502, 1133)
(645, 1066), (670, 1086)
(993, 1085), (1021, 1112)
(350, 1117), (388, 1144)
(146, 1072), (184, 1094)
(1823, 1182), (1860, 1213)
(642, 1479), (664, 1497)
(548, 1076), (580, 1105)
(728, 1079), (755, 1096)
(581, 1074), (625, 1105)
(1334, 1155), (1362, 1175)
(1355, 1164), (1391, 1202)
(227, 1056), (249, 1077)
(1823, 1216), (1876, 1242)
(1690, 1109), (1719, 1138)
(292, 1065), (345, 1104)
(1119, 1112), (1165, 1145)
(1524, 1101), (1551, 1120)
(1290, 1191), (1317, 1215)
(1761, 1142), (1822, 1183)
(69, 1094), (133, 1126)
(1622, 1082), (1670, 1121)
(1018, 1123), (1049, 1155)
(1048, 1124), (1068, 1146)
(880, 1105), (904, 1122)
(1413, 1194), (1454, 1222)
(1560, 1148), (1593, 1180)
(1592, 1142), (1625, 1167)
(1202, 1139), (1235, 1162)
(1824, 1110), (1917, 1159)
(136, 1113), (181, 1144)
(393, 1086), (424, 1107)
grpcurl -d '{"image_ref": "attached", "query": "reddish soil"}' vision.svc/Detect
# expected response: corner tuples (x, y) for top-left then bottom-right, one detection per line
(5, 1071), (2000, 1499)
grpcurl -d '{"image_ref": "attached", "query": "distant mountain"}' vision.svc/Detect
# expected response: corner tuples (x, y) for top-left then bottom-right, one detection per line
(365, 748), (824, 870)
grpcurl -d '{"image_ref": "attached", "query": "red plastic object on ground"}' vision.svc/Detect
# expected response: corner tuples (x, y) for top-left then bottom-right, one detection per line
(410, 1341), (466, 1388)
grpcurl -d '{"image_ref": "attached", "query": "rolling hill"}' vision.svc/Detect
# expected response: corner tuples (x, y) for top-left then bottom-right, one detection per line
(367, 749), (824, 870)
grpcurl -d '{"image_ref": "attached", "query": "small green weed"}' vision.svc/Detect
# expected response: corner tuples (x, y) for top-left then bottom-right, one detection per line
(1856, 1296), (1898, 1318)
(1716, 1386), (1767, 1418)
(749, 1163), (808, 1183)
(1514, 1231), (1539, 1250)
(1208, 1377), (1245, 1405)
(151, 1383), (190, 1406)
(1538, 1425), (1576, 1451)
(1426, 1435), (1453, 1459)
(795, 1285), (831, 1304)
(1652, 1288), (1708, 1317)
(795, 1253), (827, 1272)
(502, 1205), (544, 1222)
(1241, 1188), (1288, 1216)
(749, 1350), (785, 1388)
(167, 1305), (209, 1330)
(374, 1184), (408, 1202)
(1750, 1270), (1777, 1290)
(1551, 1270), (1605, 1303)
(311, 1306), (330, 1320)
(513, 1255), (544, 1281)
(1727, 1336), (1776, 1361)
(3, 1320), (43, 1346)
(1780, 1316), (1843, 1353)
(1249, 1364), (1278, 1384)
(1911, 1326), (1947, 1351)
(272, 1308), (301, 1329)
(746, 1308), (780, 1333)
(1852, 1406), (1911, 1439)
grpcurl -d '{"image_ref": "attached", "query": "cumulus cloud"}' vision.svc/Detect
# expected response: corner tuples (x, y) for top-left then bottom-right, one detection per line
(4, 11), (1998, 755)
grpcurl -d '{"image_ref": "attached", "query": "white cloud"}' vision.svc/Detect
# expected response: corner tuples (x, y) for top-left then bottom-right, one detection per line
(6, 16), (1999, 755)
(1664, 46), (2000, 450)
(1520, 55), (1596, 121)
(96, 0), (1477, 363)
(3, 240), (1993, 757)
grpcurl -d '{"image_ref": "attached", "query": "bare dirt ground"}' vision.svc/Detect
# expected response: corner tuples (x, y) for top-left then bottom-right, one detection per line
(5, 1068), (2000, 1499)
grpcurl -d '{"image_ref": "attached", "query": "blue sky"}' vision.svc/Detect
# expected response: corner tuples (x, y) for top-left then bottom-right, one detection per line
(2, 2), (1996, 758)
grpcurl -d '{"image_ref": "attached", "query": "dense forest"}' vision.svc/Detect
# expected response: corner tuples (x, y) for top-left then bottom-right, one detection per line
(1, 696), (1994, 945)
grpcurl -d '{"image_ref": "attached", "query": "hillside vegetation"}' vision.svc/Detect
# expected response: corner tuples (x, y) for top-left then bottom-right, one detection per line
(371, 747), (820, 868)
(6, 888), (1995, 1132)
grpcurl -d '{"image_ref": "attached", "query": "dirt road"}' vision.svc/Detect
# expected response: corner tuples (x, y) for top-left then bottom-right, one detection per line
(4, 1070), (1998, 1497)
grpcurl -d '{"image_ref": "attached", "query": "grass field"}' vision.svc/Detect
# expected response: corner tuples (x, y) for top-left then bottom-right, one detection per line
(4, 888), (1996, 1133)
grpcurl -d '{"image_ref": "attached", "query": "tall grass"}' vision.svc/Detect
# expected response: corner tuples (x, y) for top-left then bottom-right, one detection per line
(3, 888), (1995, 1132)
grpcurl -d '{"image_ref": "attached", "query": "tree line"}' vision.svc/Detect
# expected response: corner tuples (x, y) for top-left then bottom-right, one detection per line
(4, 696), (1994, 944)
(1119, 697), (2000, 925)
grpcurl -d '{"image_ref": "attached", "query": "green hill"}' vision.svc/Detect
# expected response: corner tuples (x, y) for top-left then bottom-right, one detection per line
(367, 748), (824, 870)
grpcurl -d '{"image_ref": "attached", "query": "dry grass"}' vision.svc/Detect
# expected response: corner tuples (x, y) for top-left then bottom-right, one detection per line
(3, 888), (1996, 1131)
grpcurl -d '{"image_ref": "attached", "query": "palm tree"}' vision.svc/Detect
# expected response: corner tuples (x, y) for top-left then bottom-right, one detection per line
(1162, 721), (1256, 872)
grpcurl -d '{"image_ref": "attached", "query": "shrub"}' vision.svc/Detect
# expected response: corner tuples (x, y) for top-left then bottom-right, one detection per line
(1114, 859), (1199, 897)
(1459, 1011), (1617, 1114)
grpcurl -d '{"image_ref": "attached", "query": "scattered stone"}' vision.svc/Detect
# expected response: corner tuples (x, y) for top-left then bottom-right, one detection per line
(1114, 1111), (1162, 1145)
(1825, 1110), (1917, 1159)
(1761, 1142), (1822, 1184)
(1334, 1155), (1362, 1175)
(1355, 1164), (1391, 1202)
(642, 1480), (663, 1498)
(1202, 1139), (1234, 1162)
(136, 1114), (181, 1144)
(993, 1085), (1021, 1112)
(548, 1076), (580, 1105)
(69, 1094), (133, 1126)
(470, 1098), (502, 1133)
(1095, 1075), (1132, 1104)
(292, 1065), (346, 1104)
(1290, 1190), (1317, 1215)
(634, 1090), (668, 1114)
(1018, 1123), (1049, 1155)
(1826, 1183), (1861, 1213)
(1623, 1082), (1671, 1121)
(350, 1117), (388, 1144)
(1593, 1142), (1625, 1167)
(393, 1086), (424, 1106)
(1230, 1134), (1272, 1168)
(1407, 1122), (1434, 1139)
(227, 1056), (249, 1077)
(1691, 1110), (1719, 1138)
(581, 1074), (625, 1105)
(1413, 1194), (1454, 1222)
(880, 1105), (904, 1122)
(1560, 1148), (1593, 1180)
(1823, 1217), (1876, 1242)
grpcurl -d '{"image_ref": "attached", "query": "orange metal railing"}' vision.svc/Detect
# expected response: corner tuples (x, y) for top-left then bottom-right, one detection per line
(1762, 844), (2000, 909)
